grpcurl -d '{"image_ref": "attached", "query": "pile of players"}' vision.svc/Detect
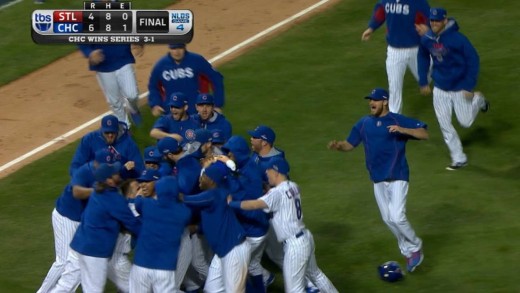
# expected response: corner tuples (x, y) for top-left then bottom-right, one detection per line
(37, 46), (338, 292)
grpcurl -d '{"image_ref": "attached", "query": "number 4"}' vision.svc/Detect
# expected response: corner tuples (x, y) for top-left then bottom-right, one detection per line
(88, 13), (94, 20)
(176, 24), (184, 31)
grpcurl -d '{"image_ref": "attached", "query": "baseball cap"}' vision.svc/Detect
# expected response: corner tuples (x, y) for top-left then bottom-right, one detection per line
(143, 146), (161, 163)
(365, 88), (389, 101)
(137, 168), (161, 182)
(155, 176), (179, 202)
(94, 163), (120, 182)
(193, 128), (213, 144)
(157, 137), (181, 155)
(429, 8), (447, 21)
(168, 92), (187, 108)
(211, 129), (225, 144)
(202, 161), (230, 185)
(94, 148), (118, 164)
(195, 93), (214, 105)
(266, 158), (290, 176)
(101, 115), (119, 133)
(169, 43), (186, 49)
(248, 125), (276, 145)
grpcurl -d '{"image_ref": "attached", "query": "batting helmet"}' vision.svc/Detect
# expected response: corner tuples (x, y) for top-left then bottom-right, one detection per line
(378, 261), (404, 282)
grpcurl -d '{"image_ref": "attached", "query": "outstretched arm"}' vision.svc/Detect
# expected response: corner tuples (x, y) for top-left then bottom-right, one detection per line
(327, 140), (355, 152)
(229, 199), (268, 210)
(387, 126), (429, 140)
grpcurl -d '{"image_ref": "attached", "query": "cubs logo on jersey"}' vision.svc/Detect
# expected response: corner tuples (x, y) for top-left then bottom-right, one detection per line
(385, 2), (410, 15)
(162, 68), (195, 81)
(185, 129), (195, 140)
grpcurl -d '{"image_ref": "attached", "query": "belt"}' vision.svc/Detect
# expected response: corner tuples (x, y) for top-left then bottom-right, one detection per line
(284, 230), (304, 244)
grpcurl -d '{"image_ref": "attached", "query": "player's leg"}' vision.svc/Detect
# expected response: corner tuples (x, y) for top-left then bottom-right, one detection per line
(107, 233), (132, 293)
(283, 236), (310, 292)
(77, 252), (109, 293)
(433, 87), (467, 164)
(203, 255), (225, 293)
(386, 180), (422, 257)
(50, 249), (81, 293)
(96, 72), (130, 126)
(129, 264), (152, 293)
(116, 64), (142, 125)
(407, 46), (421, 82)
(175, 229), (193, 291)
(247, 235), (269, 292)
(373, 182), (406, 249)
(221, 241), (251, 293)
(151, 269), (175, 293)
(453, 91), (486, 128)
(37, 209), (79, 293)
(264, 223), (284, 268)
(386, 46), (408, 114)
(304, 231), (338, 293)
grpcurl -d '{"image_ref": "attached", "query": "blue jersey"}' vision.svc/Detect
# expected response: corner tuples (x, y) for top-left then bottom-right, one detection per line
(368, 0), (430, 48)
(175, 153), (202, 195)
(191, 112), (232, 143)
(418, 19), (479, 92)
(70, 129), (144, 177)
(70, 186), (141, 258)
(148, 51), (225, 113)
(55, 162), (96, 222)
(78, 44), (135, 72)
(346, 112), (427, 183)
(152, 115), (200, 144)
(184, 188), (246, 257)
(132, 194), (191, 270)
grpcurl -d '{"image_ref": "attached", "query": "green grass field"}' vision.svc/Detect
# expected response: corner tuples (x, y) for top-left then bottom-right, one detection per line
(1, 0), (519, 292)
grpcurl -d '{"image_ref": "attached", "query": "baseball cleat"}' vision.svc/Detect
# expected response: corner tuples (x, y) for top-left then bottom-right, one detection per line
(481, 100), (490, 113)
(306, 286), (320, 293)
(406, 250), (424, 272)
(446, 161), (467, 171)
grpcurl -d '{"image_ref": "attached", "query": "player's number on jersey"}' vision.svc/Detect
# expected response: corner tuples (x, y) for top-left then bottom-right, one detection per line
(294, 198), (302, 220)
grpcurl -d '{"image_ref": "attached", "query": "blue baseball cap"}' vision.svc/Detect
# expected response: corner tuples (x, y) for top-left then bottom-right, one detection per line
(157, 137), (181, 155)
(195, 93), (214, 105)
(193, 128), (213, 144)
(365, 88), (389, 101)
(248, 125), (276, 145)
(430, 8), (447, 21)
(137, 168), (161, 182)
(169, 43), (186, 49)
(202, 161), (230, 184)
(211, 129), (225, 144)
(143, 146), (161, 163)
(94, 148), (118, 164)
(155, 176), (179, 201)
(168, 92), (187, 108)
(266, 158), (290, 176)
(94, 163), (120, 182)
(101, 115), (119, 133)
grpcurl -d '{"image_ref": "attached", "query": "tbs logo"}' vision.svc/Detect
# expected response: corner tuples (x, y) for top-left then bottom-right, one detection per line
(33, 12), (52, 33)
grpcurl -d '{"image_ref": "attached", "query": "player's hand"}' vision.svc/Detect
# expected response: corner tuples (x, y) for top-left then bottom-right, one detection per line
(387, 125), (402, 133)
(124, 161), (135, 171)
(463, 90), (474, 99)
(415, 24), (429, 36)
(89, 49), (105, 65)
(151, 105), (165, 116)
(420, 85), (431, 96)
(361, 28), (373, 41)
(227, 194), (233, 204)
(131, 44), (144, 57)
(327, 140), (339, 150)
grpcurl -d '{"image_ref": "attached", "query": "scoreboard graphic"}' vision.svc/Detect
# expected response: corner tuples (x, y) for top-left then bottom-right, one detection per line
(32, 2), (194, 44)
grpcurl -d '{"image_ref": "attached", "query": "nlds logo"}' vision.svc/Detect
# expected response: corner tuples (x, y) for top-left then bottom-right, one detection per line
(33, 11), (52, 33)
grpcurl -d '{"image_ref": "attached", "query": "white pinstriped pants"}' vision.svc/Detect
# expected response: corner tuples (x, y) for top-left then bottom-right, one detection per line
(37, 209), (80, 293)
(433, 87), (485, 164)
(204, 240), (251, 293)
(283, 230), (338, 293)
(129, 264), (176, 293)
(386, 46), (420, 114)
(96, 63), (139, 127)
(373, 180), (422, 258)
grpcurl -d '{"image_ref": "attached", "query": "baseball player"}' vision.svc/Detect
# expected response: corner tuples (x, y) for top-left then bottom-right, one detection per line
(221, 135), (273, 291)
(362, 0), (430, 114)
(328, 88), (428, 272)
(183, 161), (251, 293)
(129, 176), (192, 293)
(69, 163), (141, 293)
(184, 128), (214, 162)
(78, 43), (143, 127)
(37, 149), (118, 293)
(142, 145), (162, 170)
(229, 158), (339, 293)
(150, 92), (200, 144)
(210, 129), (226, 156)
(417, 8), (490, 170)
(192, 93), (233, 142)
(69, 114), (144, 178)
(148, 43), (225, 116)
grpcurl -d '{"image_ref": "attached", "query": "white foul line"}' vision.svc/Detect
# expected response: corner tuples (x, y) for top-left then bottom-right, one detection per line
(0, 0), (332, 174)
(0, 0), (22, 11)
